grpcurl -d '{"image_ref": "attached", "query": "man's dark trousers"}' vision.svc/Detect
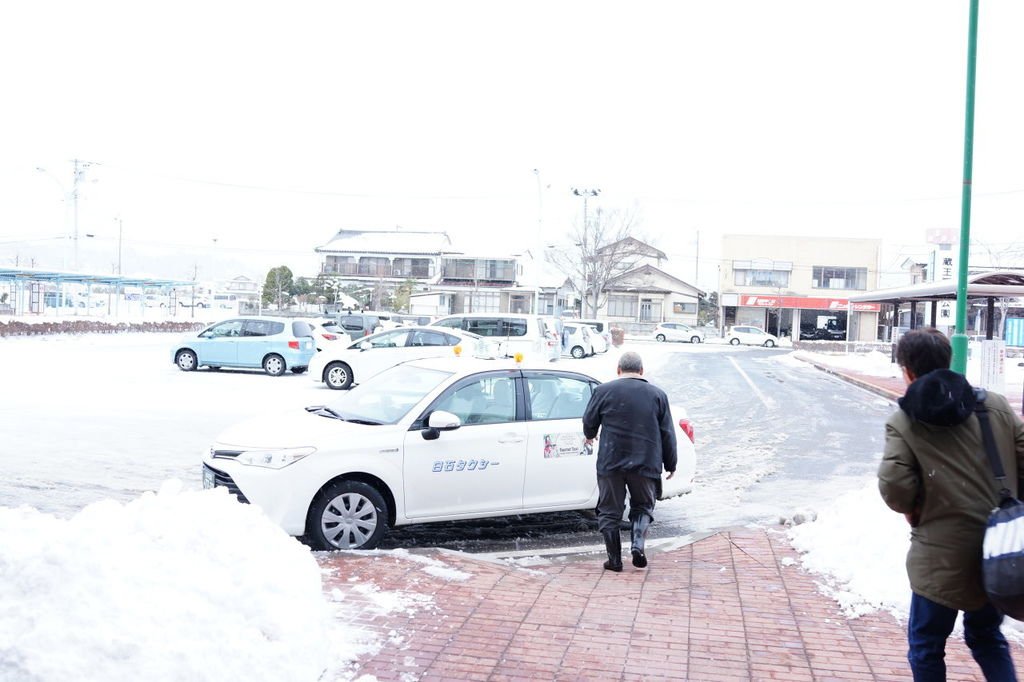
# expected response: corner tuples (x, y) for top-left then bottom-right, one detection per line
(596, 471), (657, 533)
(907, 592), (1016, 681)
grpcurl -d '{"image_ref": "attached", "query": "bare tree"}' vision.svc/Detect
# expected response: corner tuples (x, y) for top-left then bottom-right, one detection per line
(547, 207), (650, 318)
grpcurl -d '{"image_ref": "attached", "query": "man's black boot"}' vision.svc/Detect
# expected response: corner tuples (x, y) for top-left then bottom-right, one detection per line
(630, 513), (652, 568)
(602, 529), (623, 572)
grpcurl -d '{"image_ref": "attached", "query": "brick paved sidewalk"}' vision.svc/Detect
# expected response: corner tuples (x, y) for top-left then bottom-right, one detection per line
(319, 529), (1024, 681)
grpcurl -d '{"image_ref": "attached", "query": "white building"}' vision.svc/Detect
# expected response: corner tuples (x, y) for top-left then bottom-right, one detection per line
(719, 234), (882, 342)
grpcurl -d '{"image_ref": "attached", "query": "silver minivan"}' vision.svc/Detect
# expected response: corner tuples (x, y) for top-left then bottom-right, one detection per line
(431, 313), (558, 362)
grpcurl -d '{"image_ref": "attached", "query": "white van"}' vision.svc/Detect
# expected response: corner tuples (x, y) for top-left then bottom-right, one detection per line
(431, 313), (558, 362)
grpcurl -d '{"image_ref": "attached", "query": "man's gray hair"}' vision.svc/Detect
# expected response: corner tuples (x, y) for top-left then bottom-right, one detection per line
(618, 351), (643, 374)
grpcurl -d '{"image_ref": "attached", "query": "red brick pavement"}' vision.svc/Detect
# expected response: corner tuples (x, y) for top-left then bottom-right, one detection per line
(318, 529), (1024, 681)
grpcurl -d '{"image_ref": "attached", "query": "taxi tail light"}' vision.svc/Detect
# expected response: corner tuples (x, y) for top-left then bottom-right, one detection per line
(288, 340), (300, 349)
(678, 419), (695, 443)
(321, 333), (338, 341)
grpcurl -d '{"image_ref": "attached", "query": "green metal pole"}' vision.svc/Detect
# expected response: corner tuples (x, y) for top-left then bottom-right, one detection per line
(951, 0), (980, 375)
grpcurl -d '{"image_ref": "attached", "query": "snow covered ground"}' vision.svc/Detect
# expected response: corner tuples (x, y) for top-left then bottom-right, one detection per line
(1, 331), (1021, 679)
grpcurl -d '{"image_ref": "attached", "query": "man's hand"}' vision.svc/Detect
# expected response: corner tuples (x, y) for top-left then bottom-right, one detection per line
(665, 471), (675, 480)
(584, 438), (594, 446)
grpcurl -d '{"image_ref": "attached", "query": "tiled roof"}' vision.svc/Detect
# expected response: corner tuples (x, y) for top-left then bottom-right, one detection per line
(316, 229), (455, 255)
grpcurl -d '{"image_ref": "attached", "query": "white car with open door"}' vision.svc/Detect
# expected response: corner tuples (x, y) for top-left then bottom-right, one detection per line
(308, 326), (484, 390)
(561, 323), (596, 359)
(202, 357), (697, 550)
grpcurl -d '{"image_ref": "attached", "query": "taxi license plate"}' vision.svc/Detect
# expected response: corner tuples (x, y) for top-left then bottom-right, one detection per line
(202, 467), (215, 489)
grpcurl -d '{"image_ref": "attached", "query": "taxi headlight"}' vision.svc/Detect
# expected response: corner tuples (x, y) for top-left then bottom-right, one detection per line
(237, 447), (316, 469)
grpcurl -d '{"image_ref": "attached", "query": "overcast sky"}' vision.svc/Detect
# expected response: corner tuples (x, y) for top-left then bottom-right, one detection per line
(2, 0), (1023, 289)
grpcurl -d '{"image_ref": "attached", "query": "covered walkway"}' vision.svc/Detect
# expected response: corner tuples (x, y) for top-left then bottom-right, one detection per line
(849, 270), (1024, 341)
(0, 266), (192, 317)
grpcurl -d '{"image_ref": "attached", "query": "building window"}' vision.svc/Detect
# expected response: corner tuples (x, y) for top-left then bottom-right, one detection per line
(358, 257), (390, 276)
(606, 295), (637, 318)
(468, 291), (501, 312)
(392, 258), (432, 278)
(673, 301), (697, 314)
(483, 259), (515, 281)
(812, 266), (867, 290)
(324, 256), (353, 274)
(734, 269), (789, 287)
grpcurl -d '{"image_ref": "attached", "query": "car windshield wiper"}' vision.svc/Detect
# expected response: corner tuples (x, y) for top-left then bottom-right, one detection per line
(307, 405), (346, 420)
(340, 417), (384, 426)
(305, 405), (383, 425)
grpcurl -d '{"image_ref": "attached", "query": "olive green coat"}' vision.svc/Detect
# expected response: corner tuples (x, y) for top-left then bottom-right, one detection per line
(879, 390), (1024, 611)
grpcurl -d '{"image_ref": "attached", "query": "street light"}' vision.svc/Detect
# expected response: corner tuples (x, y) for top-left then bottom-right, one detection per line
(571, 187), (600, 232)
(84, 217), (124, 275)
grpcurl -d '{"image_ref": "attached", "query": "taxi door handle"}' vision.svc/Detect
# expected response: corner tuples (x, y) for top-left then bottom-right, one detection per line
(498, 435), (524, 444)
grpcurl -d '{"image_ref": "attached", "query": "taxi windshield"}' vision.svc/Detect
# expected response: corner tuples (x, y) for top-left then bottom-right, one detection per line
(325, 364), (452, 424)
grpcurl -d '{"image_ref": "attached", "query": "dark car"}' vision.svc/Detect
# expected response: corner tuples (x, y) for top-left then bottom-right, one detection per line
(327, 312), (387, 338)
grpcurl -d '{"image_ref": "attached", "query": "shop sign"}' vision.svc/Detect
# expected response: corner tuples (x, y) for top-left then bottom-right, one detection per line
(739, 295), (880, 312)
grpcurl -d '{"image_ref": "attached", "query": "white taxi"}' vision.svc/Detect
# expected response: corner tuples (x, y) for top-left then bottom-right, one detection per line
(202, 357), (697, 550)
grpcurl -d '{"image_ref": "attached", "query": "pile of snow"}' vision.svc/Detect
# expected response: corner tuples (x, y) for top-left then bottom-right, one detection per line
(789, 349), (901, 378)
(0, 482), (372, 682)
(788, 481), (1024, 637)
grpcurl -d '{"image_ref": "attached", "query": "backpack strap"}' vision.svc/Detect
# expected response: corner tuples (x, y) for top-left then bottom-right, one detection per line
(973, 387), (1014, 501)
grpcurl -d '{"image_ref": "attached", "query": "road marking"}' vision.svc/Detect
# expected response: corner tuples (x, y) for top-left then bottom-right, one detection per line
(729, 356), (776, 410)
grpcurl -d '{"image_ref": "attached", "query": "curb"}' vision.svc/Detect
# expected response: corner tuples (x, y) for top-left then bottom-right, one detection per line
(795, 355), (902, 402)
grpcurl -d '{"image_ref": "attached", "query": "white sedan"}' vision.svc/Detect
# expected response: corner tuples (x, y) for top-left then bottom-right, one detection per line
(308, 326), (482, 390)
(726, 325), (780, 347)
(202, 357), (697, 550)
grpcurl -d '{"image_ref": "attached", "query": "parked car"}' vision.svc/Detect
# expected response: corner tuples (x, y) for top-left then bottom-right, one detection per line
(562, 323), (596, 359)
(539, 317), (563, 362)
(653, 322), (705, 344)
(171, 316), (317, 376)
(327, 311), (398, 338)
(392, 314), (434, 326)
(582, 324), (609, 353)
(202, 357), (697, 550)
(576, 319), (612, 353)
(306, 319), (351, 351)
(432, 313), (554, 362)
(309, 326), (485, 390)
(725, 326), (780, 347)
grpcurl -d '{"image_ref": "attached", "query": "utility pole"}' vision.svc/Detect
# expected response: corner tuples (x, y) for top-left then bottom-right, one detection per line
(71, 159), (92, 271)
(571, 187), (600, 317)
(116, 216), (123, 275)
(695, 229), (700, 285)
(533, 169), (543, 314)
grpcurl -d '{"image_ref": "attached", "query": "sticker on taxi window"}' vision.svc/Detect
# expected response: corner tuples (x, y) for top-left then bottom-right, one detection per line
(543, 433), (593, 459)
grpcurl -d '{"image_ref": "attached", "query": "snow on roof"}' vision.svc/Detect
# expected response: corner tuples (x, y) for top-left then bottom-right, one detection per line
(316, 229), (456, 255)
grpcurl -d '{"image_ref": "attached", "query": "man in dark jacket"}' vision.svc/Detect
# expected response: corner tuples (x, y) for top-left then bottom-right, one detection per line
(879, 328), (1023, 681)
(583, 351), (677, 572)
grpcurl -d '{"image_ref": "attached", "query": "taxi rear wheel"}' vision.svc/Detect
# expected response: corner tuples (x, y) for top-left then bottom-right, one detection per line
(308, 480), (388, 550)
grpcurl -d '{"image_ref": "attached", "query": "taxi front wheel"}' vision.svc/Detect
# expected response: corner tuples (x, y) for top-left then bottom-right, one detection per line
(307, 480), (388, 550)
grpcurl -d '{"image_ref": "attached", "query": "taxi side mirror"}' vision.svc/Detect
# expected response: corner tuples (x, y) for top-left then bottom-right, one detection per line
(421, 410), (461, 440)
(359, 340), (372, 351)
